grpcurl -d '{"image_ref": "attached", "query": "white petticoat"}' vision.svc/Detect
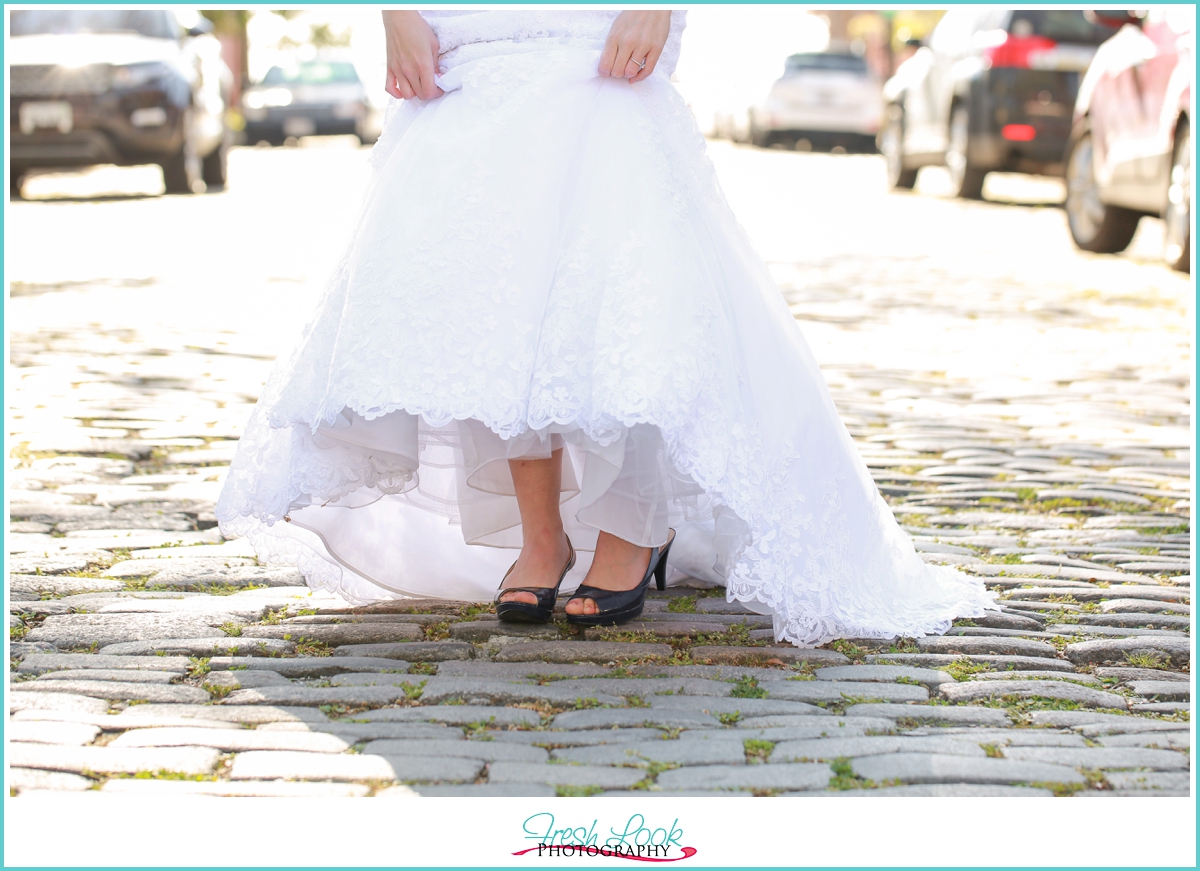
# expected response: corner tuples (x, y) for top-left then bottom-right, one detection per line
(216, 27), (998, 647)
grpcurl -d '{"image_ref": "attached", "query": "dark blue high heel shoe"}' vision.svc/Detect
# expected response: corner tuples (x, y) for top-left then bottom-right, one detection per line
(495, 536), (575, 624)
(565, 529), (675, 627)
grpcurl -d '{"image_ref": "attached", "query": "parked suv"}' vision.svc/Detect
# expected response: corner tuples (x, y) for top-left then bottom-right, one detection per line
(9, 9), (230, 196)
(1064, 8), (1191, 272)
(880, 8), (1125, 198)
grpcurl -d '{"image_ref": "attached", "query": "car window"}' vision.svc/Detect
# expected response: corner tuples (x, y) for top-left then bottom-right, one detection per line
(1006, 10), (1123, 45)
(10, 9), (179, 39)
(784, 54), (868, 74)
(262, 62), (361, 86)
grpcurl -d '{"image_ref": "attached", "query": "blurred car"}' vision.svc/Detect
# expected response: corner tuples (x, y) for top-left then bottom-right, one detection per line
(880, 8), (1126, 197)
(241, 60), (375, 146)
(746, 51), (882, 151)
(9, 9), (230, 196)
(1064, 8), (1192, 272)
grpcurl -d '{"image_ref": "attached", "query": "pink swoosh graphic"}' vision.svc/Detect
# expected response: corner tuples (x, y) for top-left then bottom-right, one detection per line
(511, 846), (697, 862)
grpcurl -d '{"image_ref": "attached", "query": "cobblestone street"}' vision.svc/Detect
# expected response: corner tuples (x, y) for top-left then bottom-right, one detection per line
(7, 139), (1192, 801)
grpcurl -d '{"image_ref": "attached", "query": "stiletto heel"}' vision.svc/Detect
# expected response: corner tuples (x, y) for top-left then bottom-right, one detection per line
(566, 529), (675, 627)
(495, 536), (575, 624)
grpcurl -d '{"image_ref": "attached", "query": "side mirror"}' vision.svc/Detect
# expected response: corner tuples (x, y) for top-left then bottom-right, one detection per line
(186, 18), (215, 38)
(1085, 10), (1143, 29)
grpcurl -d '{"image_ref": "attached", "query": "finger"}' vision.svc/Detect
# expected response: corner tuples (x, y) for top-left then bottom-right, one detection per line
(413, 61), (437, 100)
(396, 74), (416, 101)
(384, 70), (402, 99)
(629, 44), (662, 84)
(623, 57), (642, 79)
(598, 34), (619, 77)
(610, 39), (635, 78)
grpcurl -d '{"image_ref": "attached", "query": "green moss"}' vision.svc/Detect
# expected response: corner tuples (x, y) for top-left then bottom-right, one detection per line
(730, 675), (768, 699)
(828, 757), (876, 790)
(743, 739), (775, 763)
(666, 596), (697, 614)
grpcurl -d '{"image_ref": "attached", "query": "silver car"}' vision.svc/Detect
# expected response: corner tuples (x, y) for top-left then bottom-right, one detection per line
(747, 51), (883, 151)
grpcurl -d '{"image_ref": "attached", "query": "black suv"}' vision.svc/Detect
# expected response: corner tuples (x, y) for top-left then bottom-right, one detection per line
(880, 8), (1124, 198)
(9, 9), (230, 196)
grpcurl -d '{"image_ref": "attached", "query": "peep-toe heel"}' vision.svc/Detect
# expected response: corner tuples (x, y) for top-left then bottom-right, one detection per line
(495, 536), (575, 624)
(565, 529), (675, 627)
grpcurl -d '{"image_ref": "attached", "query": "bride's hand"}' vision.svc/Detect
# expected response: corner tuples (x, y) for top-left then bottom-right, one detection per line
(599, 10), (671, 82)
(382, 10), (443, 100)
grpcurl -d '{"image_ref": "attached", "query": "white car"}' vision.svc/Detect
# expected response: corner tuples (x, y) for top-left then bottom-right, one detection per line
(745, 51), (883, 151)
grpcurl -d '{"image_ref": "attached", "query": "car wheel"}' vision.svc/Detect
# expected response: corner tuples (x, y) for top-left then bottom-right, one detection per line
(749, 114), (769, 148)
(161, 112), (202, 195)
(1163, 118), (1190, 273)
(201, 134), (229, 190)
(945, 104), (986, 200)
(881, 105), (917, 190)
(1064, 128), (1141, 254)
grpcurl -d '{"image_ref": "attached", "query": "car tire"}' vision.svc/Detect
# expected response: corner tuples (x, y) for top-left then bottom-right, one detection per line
(161, 112), (202, 195)
(201, 134), (229, 190)
(749, 115), (769, 149)
(881, 105), (918, 190)
(1064, 127), (1141, 254)
(945, 104), (986, 200)
(1163, 117), (1190, 273)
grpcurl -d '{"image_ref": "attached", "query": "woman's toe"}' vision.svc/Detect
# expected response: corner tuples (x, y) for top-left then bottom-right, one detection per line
(501, 590), (536, 606)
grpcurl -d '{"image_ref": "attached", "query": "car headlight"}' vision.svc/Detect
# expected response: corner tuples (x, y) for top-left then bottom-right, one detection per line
(112, 61), (172, 88)
(262, 88), (293, 108)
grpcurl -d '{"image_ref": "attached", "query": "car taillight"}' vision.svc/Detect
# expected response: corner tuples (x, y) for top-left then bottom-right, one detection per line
(1001, 124), (1037, 141)
(985, 34), (1058, 69)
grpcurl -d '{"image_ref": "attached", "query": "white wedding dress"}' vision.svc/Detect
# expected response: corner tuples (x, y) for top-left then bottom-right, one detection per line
(216, 9), (997, 647)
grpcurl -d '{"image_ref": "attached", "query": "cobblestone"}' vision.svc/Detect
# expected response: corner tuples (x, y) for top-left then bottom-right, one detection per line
(9, 768), (96, 794)
(97, 638), (296, 657)
(850, 753), (1087, 786)
(761, 680), (929, 703)
(486, 762), (646, 788)
(34, 668), (179, 684)
(12, 681), (211, 704)
(491, 641), (672, 663)
(770, 736), (988, 762)
(10, 743), (221, 776)
(6, 721), (102, 745)
(228, 751), (400, 782)
(100, 780), (373, 797)
(1063, 637), (1190, 668)
(1001, 746), (1189, 770)
(335, 642), (473, 661)
(655, 762), (833, 791)
(939, 680), (1130, 709)
(812, 665), (955, 690)
(1105, 772), (1191, 791)
(842, 704), (1012, 727)
(7, 139), (1189, 805)
(110, 727), (350, 753)
(550, 709), (722, 730)
(552, 739), (748, 766)
(363, 739), (548, 762)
